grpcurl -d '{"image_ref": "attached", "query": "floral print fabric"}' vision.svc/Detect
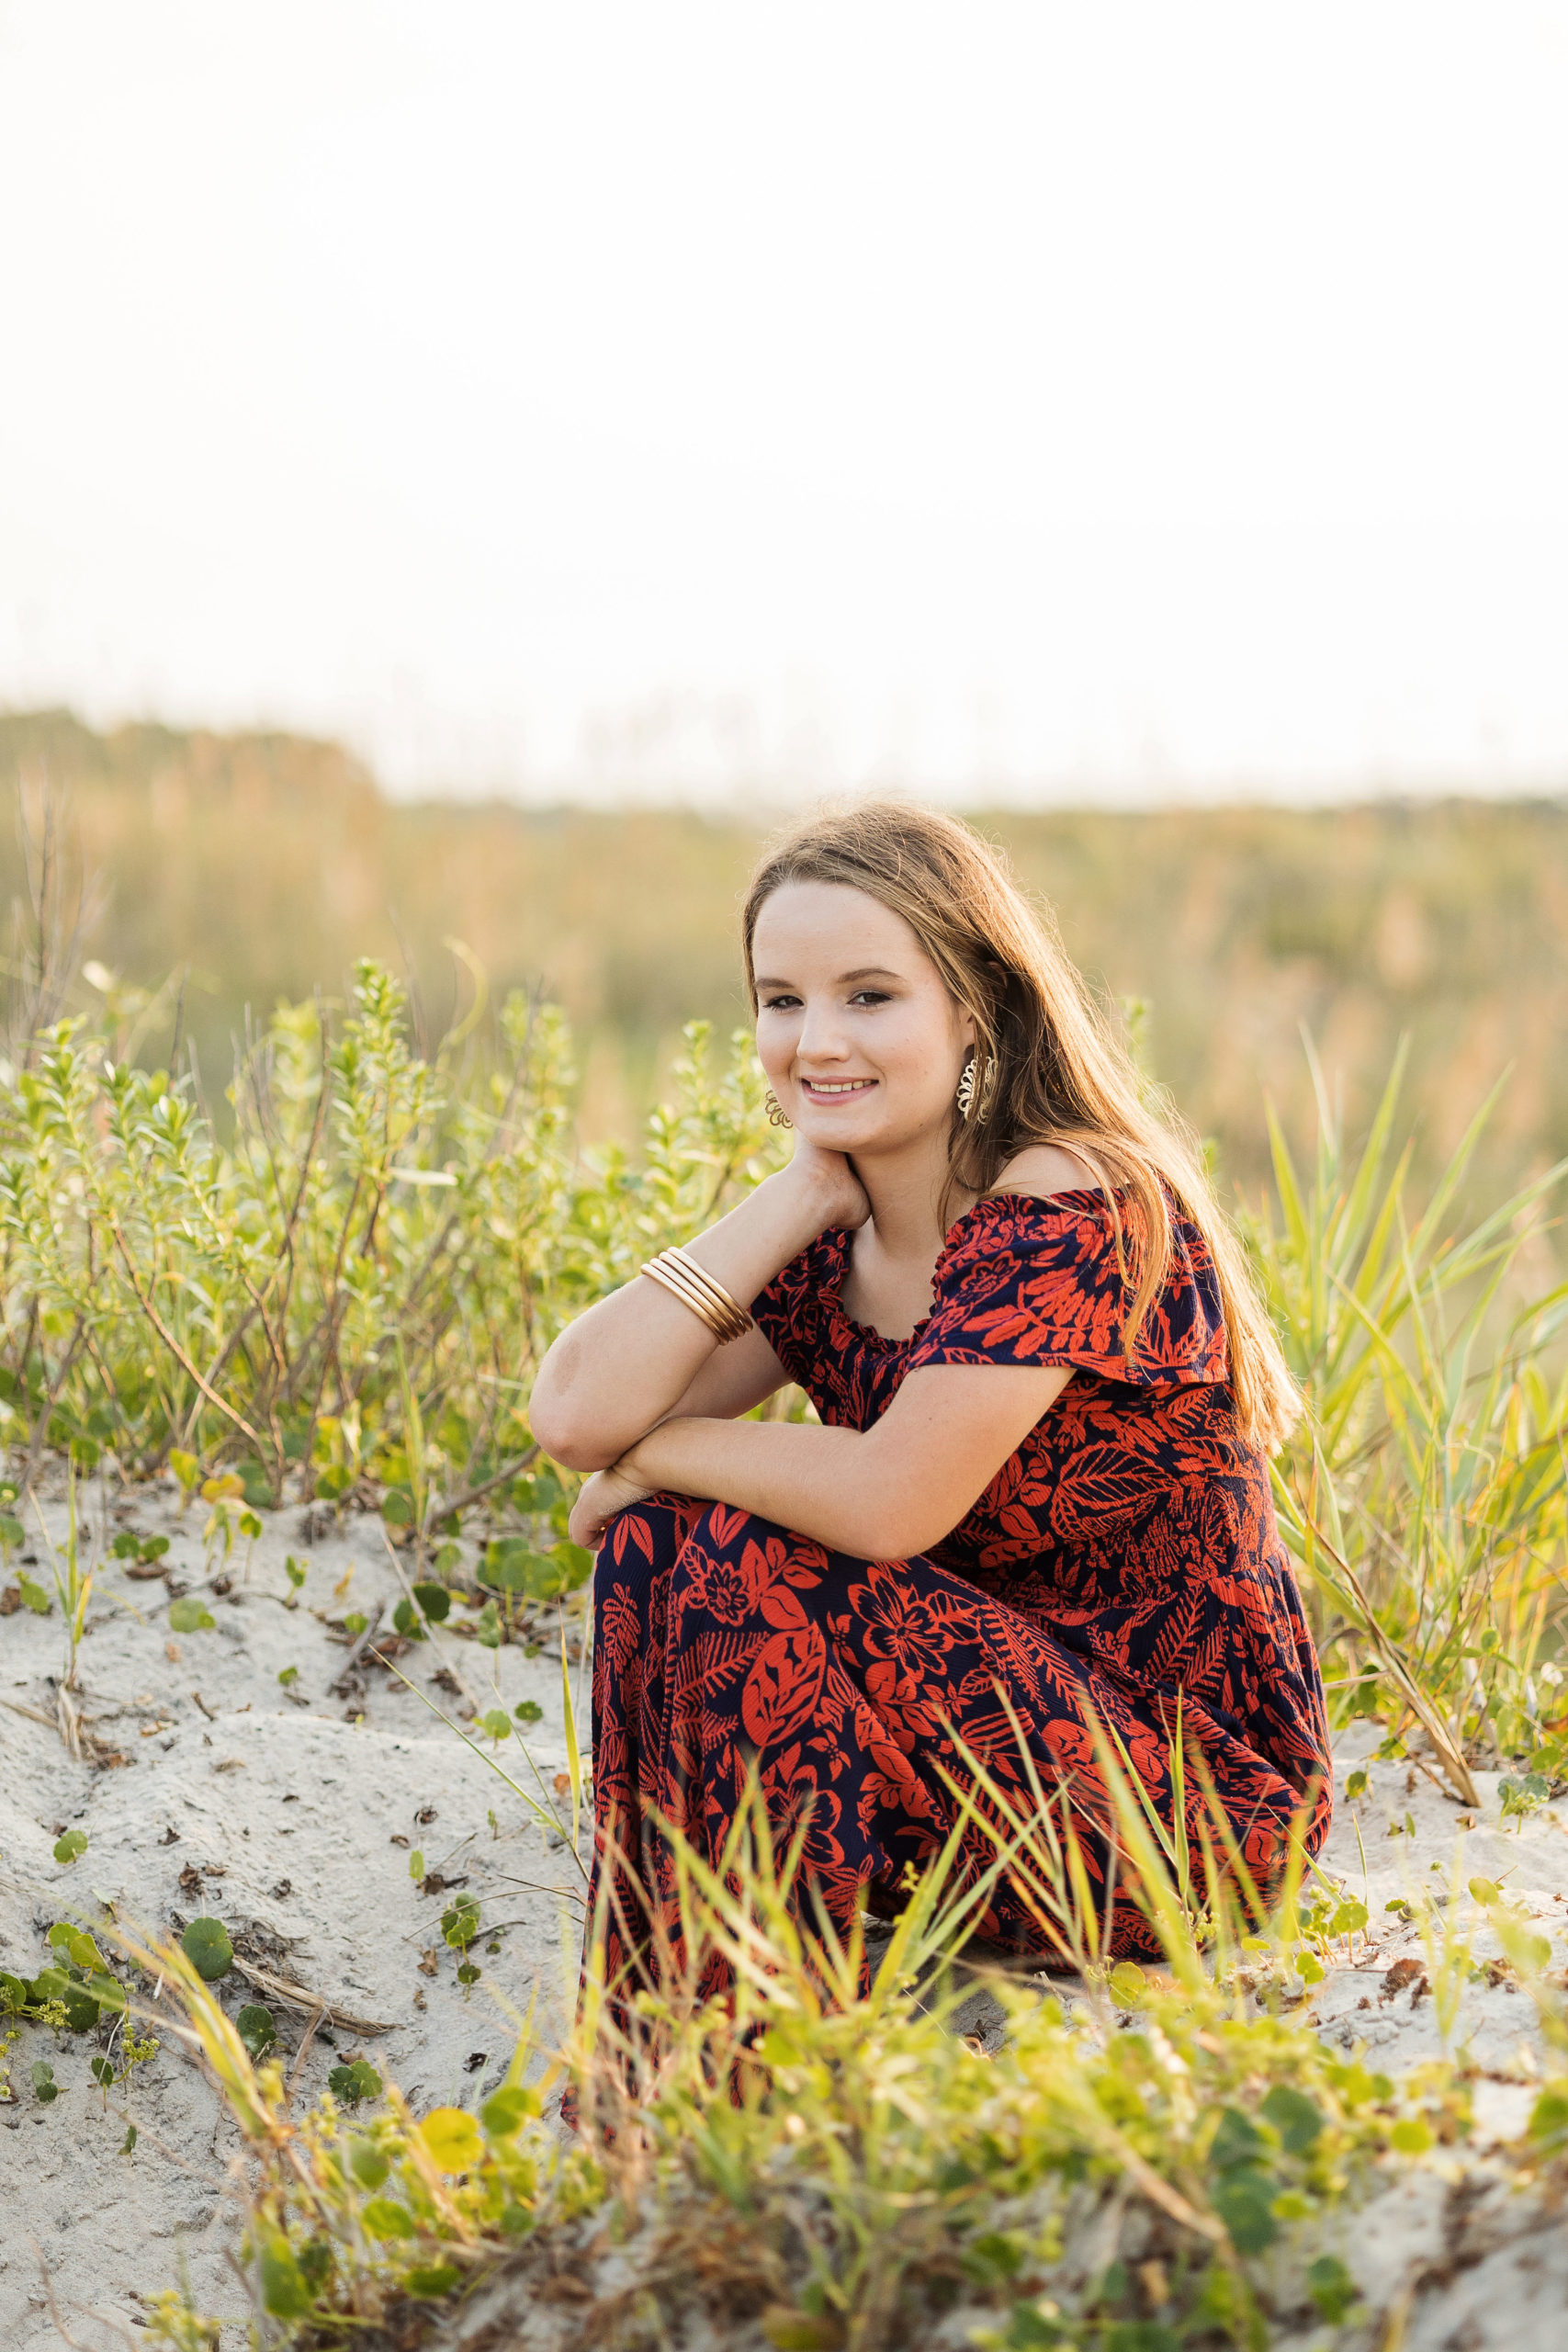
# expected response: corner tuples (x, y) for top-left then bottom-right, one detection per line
(583, 1189), (1331, 2002)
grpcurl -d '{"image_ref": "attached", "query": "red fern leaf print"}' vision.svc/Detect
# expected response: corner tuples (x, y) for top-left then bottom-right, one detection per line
(741, 1623), (828, 1746)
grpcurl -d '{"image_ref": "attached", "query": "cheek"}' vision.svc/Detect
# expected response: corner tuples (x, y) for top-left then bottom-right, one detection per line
(883, 1016), (963, 1094)
(754, 1016), (796, 1080)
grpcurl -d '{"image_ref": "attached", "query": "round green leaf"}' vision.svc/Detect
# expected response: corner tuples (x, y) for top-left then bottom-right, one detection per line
(404, 2265), (462, 2300)
(1259, 2084), (1322, 2154)
(481, 2084), (540, 2138)
(1107, 1960), (1146, 2009)
(1529, 2088), (1568, 2150)
(181, 1917), (233, 1982)
(480, 1538), (533, 1594)
(1212, 2165), (1279, 2254)
(85, 1971), (126, 2016)
(441, 1894), (481, 1951)
(550, 1539), (593, 1592)
(62, 1984), (101, 2032)
(259, 2237), (313, 2318)
(419, 2106), (483, 2173)
(52, 1829), (88, 1865)
(1209, 2106), (1265, 2171)
(168, 1596), (216, 1634)
(360, 2196), (414, 2240)
(1307, 2253), (1357, 2324)
(327, 2058), (382, 2106)
(236, 2002), (276, 2057)
(348, 2138), (389, 2188)
(49, 1922), (106, 1971)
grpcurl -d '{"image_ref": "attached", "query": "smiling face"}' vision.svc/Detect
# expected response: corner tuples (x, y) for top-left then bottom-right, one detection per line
(750, 881), (975, 1158)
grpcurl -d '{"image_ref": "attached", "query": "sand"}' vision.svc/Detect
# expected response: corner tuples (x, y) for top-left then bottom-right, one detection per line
(0, 1472), (584, 2350)
(3, 1476), (1566, 2348)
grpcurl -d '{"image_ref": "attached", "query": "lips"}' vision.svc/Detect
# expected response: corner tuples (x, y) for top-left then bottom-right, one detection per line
(798, 1078), (877, 1100)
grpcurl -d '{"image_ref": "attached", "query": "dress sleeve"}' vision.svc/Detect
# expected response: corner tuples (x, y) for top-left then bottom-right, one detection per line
(904, 1191), (1229, 1389)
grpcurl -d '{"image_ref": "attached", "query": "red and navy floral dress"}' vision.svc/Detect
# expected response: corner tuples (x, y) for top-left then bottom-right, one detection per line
(585, 1189), (1330, 1996)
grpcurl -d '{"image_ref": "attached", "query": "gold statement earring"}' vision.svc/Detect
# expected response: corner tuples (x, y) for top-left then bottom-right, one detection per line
(955, 1054), (977, 1121)
(763, 1088), (793, 1130)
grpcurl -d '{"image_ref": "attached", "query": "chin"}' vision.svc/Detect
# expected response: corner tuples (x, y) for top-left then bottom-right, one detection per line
(798, 1109), (876, 1141)
(796, 1106), (880, 1146)
(804, 1111), (928, 1157)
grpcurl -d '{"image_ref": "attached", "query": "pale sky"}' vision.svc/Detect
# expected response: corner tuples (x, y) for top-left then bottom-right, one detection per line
(2, 2), (1566, 805)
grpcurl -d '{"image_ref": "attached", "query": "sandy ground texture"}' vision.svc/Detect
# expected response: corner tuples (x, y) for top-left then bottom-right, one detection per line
(3, 1475), (1568, 2349)
(0, 1471), (586, 2350)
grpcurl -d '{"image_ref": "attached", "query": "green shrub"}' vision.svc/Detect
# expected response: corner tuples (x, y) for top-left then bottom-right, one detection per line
(0, 969), (775, 1561)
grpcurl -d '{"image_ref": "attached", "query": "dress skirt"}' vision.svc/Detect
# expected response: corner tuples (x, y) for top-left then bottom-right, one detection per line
(585, 1491), (1326, 2003)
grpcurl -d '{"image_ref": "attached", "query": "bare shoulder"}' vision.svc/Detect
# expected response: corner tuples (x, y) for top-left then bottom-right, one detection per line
(988, 1142), (1102, 1201)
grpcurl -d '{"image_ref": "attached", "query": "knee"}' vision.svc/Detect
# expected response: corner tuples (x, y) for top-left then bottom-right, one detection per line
(682, 1500), (818, 1567)
(673, 1502), (849, 1604)
(592, 1495), (691, 1609)
(689, 1500), (775, 1552)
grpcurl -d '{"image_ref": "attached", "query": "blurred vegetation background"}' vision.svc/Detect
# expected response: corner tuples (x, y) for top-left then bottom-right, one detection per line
(2, 707), (1564, 1211)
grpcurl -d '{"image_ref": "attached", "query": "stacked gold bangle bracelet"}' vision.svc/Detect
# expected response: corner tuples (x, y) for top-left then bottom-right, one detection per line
(640, 1245), (753, 1343)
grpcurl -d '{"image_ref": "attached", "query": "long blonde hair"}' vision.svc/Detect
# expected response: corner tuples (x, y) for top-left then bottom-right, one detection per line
(742, 801), (1301, 1453)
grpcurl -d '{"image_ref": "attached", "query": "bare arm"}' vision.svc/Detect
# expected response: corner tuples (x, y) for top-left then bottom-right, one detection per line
(576, 1360), (1073, 1559)
(528, 1148), (868, 1470)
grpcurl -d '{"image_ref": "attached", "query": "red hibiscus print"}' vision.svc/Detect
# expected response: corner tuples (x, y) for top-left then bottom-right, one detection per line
(688, 1547), (767, 1625)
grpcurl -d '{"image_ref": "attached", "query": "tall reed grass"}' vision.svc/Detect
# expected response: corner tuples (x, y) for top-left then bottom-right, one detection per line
(6, 711), (1568, 1208)
(130, 1747), (1568, 2352)
(1248, 1045), (1568, 1798)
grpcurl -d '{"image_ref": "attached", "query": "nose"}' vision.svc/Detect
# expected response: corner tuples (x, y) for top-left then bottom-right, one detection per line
(794, 998), (852, 1065)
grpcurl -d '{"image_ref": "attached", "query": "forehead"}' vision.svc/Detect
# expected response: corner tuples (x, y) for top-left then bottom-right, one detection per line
(751, 880), (932, 975)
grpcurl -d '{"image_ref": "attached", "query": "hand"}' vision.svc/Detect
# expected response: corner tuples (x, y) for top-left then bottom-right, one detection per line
(569, 1460), (655, 1551)
(773, 1133), (872, 1236)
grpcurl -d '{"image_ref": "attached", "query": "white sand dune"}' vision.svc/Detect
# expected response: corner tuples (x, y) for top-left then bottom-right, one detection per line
(1, 1476), (583, 2350)
(3, 1476), (1565, 2347)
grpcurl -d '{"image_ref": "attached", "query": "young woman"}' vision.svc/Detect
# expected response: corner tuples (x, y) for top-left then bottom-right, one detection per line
(529, 805), (1330, 1998)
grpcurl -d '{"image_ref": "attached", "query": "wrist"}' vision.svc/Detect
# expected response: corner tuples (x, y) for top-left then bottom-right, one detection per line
(619, 1429), (667, 1480)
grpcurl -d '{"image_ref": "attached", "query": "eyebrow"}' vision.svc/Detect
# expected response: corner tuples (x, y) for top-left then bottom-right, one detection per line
(754, 966), (904, 990)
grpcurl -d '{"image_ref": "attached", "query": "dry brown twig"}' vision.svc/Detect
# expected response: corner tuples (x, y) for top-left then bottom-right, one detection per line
(230, 1953), (393, 2038)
